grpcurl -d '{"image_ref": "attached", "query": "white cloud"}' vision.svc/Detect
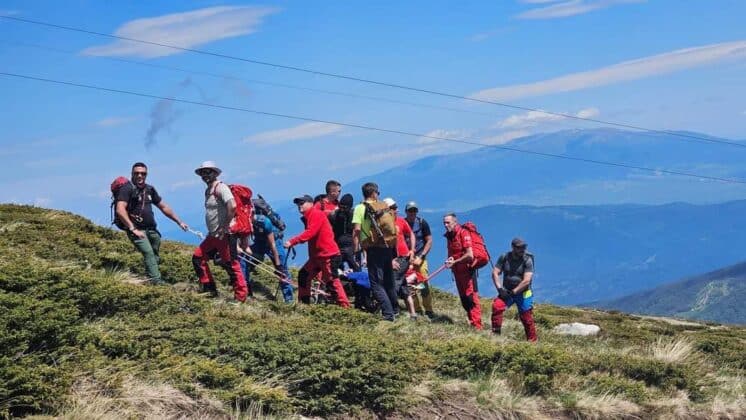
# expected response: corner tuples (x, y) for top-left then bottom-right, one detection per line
(576, 107), (600, 119)
(482, 130), (531, 145)
(516, 0), (644, 20)
(469, 40), (746, 101)
(82, 6), (279, 58)
(417, 129), (472, 144)
(329, 145), (442, 170)
(243, 122), (344, 145)
(494, 107), (599, 129)
(95, 116), (136, 127)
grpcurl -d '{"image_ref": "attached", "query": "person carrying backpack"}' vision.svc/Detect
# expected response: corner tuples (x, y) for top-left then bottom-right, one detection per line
(328, 193), (359, 272)
(284, 194), (349, 308)
(191, 161), (249, 302)
(443, 212), (482, 329)
(352, 182), (399, 321)
(113, 162), (189, 285)
(239, 201), (294, 303)
(491, 237), (537, 342)
(404, 201), (435, 318)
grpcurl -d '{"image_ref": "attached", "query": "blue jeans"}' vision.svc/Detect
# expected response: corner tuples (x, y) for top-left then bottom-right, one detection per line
(239, 240), (294, 303)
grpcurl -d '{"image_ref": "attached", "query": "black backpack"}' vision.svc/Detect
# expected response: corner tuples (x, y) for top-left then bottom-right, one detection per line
(252, 195), (286, 232)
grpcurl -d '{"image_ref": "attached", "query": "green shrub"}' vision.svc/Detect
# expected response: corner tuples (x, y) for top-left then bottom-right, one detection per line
(585, 374), (648, 403)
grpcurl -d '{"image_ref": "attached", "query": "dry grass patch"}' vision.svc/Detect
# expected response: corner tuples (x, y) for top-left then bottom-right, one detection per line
(571, 392), (641, 419)
(649, 338), (694, 363)
(60, 376), (228, 420)
(473, 373), (550, 420)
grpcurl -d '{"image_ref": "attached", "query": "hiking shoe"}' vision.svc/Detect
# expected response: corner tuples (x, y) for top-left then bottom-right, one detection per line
(199, 283), (219, 298)
(149, 279), (167, 286)
(425, 311), (435, 319)
(409, 314), (419, 321)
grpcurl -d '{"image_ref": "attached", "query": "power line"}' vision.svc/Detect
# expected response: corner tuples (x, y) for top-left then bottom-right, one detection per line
(3, 40), (736, 153)
(2, 14), (744, 150)
(2, 70), (745, 186)
(0, 39), (511, 120)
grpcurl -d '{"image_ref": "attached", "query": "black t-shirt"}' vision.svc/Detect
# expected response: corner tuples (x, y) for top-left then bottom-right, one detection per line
(406, 216), (431, 255)
(116, 182), (162, 229)
(329, 208), (354, 248)
(496, 251), (534, 289)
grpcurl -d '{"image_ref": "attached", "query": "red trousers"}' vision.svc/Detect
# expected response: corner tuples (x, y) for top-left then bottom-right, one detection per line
(491, 298), (537, 342)
(192, 235), (248, 302)
(298, 256), (350, 308)
(452, 264), (482, 329)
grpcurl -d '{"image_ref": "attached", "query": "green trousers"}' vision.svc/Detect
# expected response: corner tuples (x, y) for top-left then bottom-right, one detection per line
(128, 229), (162, 284)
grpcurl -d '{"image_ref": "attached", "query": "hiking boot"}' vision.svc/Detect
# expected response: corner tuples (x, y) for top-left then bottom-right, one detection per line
(492, 328), (502, 335)
(149, 279), (167, 286)
(425, 311), (435, 320)
(199, 283), (219, 298)
(409, 314), (419, 321)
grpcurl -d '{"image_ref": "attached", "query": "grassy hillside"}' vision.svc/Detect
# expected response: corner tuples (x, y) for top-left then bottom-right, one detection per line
(1, 204), (744, 419)
(594, 261), (746, 324)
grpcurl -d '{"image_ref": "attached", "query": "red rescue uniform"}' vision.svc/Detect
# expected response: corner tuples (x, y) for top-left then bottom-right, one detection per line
(445, 224), (482, 329)
(288, 206), (349, 307)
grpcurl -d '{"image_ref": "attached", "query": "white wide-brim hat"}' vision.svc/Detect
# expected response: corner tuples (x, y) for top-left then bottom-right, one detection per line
(194, 161), (222, 176)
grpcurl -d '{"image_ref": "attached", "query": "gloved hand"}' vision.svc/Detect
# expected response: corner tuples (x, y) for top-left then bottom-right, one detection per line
(498, 287), (513, 301)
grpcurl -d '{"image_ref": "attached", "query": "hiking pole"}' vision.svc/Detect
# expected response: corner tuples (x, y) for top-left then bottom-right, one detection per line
(236, 251), (296, 286)
(188, 229), (205, 240)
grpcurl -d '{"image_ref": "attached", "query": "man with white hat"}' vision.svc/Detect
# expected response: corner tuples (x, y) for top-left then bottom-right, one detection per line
(191, 161), (249, 302)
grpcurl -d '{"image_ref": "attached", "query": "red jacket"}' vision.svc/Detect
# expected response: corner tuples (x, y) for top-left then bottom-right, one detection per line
(288, 206), (340, 258)
(313, 198), (338, 215)
(445, 224), (472, 260)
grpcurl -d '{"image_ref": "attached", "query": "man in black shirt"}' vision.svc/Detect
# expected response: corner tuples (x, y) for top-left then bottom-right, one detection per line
(328, 193), (359, 272)
(490, 237), (537, 341)
(115, 162), (188, 285)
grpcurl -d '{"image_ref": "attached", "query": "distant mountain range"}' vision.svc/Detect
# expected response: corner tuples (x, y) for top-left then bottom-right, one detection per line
(345, 128), (746, 209)
(592, 261), (746, 324)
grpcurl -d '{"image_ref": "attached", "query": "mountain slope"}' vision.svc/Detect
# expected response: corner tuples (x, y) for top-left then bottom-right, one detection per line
(2, 204), (745, 419)
(594, 261), (746, 324)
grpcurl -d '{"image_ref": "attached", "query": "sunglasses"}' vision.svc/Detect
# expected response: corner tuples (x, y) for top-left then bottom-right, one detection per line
(197, 169), (214, 176)
(132, 171), (148, 176)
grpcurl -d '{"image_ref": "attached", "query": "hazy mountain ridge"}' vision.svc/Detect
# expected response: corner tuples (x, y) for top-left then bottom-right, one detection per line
(592, 261), (746, 324)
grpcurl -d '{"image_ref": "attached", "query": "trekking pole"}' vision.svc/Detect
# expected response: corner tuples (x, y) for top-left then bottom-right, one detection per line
(236, 251), (296, 286)
(188, 229), (205, 240)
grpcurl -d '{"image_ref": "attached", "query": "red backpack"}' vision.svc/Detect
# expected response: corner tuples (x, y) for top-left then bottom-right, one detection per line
(110, 176), (132, 230)
(220, 183), (254, 237)
(462, 221), (490, 269)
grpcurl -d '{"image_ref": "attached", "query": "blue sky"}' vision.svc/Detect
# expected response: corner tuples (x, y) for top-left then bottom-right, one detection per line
(1, 0), (745, 229)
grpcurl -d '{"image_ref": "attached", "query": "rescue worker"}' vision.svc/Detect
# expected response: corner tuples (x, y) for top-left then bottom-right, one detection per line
(285, 194), (350, 307)
(443, 212), (482, 329)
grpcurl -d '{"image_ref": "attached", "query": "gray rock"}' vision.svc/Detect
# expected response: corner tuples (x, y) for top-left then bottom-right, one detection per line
(553, 322), (601, 336)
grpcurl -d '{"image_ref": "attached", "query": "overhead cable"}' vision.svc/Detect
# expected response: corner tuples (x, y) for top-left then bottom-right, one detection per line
(2, 70), (745, 185)
(2, 15), (744, 150)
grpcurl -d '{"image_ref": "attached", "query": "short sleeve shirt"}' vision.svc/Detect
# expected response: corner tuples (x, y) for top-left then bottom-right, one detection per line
(252, 215), (277, 246)
(116, 182), (162, 229)
(496, 252), (534, 279)
(352, 201), (373, 242)
(394, 217), (413, 257)
(204, 182), (234, 236)
(406, 217), (431, 255)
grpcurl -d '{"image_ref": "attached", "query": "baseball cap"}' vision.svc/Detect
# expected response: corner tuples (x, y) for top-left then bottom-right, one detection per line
(405, 201), (418, 211)
(293, 194), (314, 205)
(383, 197), (397, 208)
(511, 237), (527, 248)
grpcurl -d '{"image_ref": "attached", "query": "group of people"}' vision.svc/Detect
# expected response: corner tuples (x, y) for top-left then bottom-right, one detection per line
(114, 161), (537, 341)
